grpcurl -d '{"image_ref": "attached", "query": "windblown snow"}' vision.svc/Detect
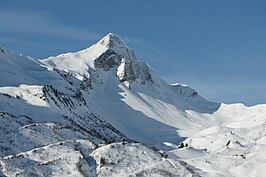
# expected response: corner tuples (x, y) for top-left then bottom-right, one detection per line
(0, 33), (265, 177)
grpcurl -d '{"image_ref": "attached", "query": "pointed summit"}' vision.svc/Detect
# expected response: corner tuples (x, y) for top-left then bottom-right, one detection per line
(99, 33), (126, 47)
(96, 33), (129, 56)
(41, 32), (144, 83)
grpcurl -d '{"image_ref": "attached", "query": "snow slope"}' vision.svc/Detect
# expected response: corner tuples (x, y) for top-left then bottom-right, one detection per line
(0, 34), (266, 176)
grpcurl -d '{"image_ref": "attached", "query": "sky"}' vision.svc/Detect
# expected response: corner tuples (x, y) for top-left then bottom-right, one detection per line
(0, 0), (266, 105)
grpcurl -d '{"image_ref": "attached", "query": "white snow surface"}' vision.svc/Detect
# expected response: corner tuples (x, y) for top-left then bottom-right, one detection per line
(0, 34), (266, 176)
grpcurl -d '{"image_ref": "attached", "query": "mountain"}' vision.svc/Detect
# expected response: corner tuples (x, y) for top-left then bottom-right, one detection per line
(0, 34), (266, 176)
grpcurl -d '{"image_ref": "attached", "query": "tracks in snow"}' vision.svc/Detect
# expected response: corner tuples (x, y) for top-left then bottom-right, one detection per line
(241, 120), (266, 158)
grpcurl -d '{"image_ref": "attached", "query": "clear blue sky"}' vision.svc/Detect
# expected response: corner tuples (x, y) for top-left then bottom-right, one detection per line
(1, 0), (266, 105)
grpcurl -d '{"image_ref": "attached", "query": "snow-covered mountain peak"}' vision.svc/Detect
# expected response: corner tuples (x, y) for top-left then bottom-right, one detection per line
(81, 32), (131, 60)
(98, 33), (128, 51)
(41, 33), (146, 85)
(3, 33), (266, 176)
